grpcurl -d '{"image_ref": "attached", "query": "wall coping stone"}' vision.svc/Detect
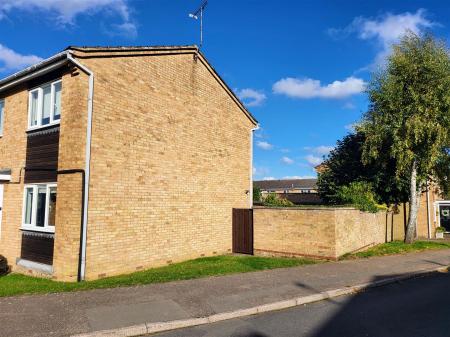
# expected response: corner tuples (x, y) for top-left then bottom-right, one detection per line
(253, 206), (358, 211)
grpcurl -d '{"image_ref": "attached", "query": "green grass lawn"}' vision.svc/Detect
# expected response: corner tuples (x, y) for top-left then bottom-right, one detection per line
(3, 241), (450, 298)
(0, 255), (316, 297)
(342, 240), (450, 259)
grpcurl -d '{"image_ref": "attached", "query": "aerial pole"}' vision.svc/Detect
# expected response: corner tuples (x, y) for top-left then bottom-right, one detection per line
(189, 0), (208, 49)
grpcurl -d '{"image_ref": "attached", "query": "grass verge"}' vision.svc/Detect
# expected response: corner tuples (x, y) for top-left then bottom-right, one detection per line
(0, 255), (316, 297)
(342, 240), (450, 259)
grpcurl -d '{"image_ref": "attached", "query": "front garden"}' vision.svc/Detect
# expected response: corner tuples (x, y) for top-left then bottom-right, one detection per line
(0, 255), (315, 297)
(1, 239), (450, 297)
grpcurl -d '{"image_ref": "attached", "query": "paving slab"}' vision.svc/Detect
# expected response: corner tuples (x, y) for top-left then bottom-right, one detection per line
(1, 249), (450, 337)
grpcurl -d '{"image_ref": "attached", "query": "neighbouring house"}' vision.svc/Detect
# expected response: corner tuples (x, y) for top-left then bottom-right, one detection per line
(254, 179), (322, 205)
(0, 45), (257, 281)
(314, 164), (447, 239)
(391, 184), (446, 240)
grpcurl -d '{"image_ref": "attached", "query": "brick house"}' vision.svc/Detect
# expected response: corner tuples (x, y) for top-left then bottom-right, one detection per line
(254, 179), (318, 194)
(0, 46), (258, 281)
(254, 179), (322, 205)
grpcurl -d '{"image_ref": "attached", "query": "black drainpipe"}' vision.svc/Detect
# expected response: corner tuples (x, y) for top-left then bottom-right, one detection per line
(24, 167), (86, 282)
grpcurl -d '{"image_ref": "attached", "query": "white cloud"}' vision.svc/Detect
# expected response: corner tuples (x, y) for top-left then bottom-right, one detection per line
(273, 76), (366, 99)
(343, 102), (356, 110)
(254, 127), (266, 139)
(109, 22), (137, 38)
(305, 154), (323, 167)
(331, 9), (435, 69)
(345, 123), (356, 132)
(262, 176), (275, 180)
(0, 0), (137, 37)
(356, 9), (433, 45)
(312, 145), (334, 156)
(253, 166), (270, 177)
(0, 44), (42, 72)
(283, 175), (316, 179)
(281, 156), (294, 165)
(256, 141), (273, 150)
(236, 88), (267, 107)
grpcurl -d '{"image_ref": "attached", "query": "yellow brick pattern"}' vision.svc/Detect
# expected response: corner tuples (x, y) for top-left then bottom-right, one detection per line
(52, 70), (89, 281)
(254, 207), (391, 259)
(0, 71), (89, 280)
(75, 51), (254, 279)
(0, 50), (254, 281)
(0, 86), (28, 268)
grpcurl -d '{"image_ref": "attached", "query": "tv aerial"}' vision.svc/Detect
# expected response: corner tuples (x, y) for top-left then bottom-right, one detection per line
(189, 0), (208, 49)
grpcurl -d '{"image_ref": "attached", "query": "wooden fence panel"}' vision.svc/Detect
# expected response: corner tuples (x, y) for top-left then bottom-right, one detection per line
(232, 208), (253, 255)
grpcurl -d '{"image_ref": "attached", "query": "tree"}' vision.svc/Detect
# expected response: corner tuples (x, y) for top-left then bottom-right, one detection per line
(317, 131), (408, 206)
(362, 32), (450, 243)
(253, 186), (262, 202)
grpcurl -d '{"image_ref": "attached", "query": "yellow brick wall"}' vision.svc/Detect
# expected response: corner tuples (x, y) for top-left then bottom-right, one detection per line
(73, 51), (254, 279)
(335, 210), (389, 257)
(0, 70), (89, 280)
(0, 50), (254, 281)
(254, 207), (390, 259)
(0, 86), (28, 268)
(253, 207), (337, 259)
(389, 187), (443, 241)
(52, 69), (89, 281)
(417, 187), (441, 238)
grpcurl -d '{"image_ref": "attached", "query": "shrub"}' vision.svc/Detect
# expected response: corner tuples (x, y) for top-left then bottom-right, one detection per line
(436, 226), (446, 233)
(253, 187), (262, 202)
(263, 193), (295, 207)
(336, 181), (385, 213)
(0, 255), (9, 276)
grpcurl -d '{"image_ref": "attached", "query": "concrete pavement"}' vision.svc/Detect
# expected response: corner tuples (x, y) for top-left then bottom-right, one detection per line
(1, 249), (450, 337)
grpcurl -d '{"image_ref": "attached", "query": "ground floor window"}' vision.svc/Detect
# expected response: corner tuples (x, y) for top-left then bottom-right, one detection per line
(22, 183), (57, 232)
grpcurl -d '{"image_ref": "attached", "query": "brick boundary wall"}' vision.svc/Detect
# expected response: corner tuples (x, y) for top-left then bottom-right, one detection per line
(253, 206), (393, 260)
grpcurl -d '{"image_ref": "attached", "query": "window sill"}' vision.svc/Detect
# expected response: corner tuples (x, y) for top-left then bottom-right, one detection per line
(20, 226), (55, 234)
(16, 258), (53, 274)
(26, 121), (60, 133)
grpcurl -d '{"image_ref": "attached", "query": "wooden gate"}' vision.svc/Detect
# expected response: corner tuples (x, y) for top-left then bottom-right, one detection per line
(232, 208), (253, 255)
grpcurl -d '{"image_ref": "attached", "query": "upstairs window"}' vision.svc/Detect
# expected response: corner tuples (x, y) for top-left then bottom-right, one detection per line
(0, 99), (4, 136)
(28, 80), (61, 129)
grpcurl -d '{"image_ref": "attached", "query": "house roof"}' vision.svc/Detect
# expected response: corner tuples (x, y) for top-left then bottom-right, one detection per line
(66, 45), (198, 52)
(0, 45), (257, 125)
(254, 179), (318, 191)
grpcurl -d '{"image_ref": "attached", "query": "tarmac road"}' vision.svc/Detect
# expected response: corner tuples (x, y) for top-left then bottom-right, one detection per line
(152, 272), (450, 337)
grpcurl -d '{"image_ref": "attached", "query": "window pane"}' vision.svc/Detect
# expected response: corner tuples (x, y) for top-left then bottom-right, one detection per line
(0, 100), (3, 135)
(36, 186), (46, 227)
(29, 91), (39, 127)
(53, 82), (61, 121)
(48, 187), (57, 227)
(24, 188), (34, 225)
(42, 85), (51, 125)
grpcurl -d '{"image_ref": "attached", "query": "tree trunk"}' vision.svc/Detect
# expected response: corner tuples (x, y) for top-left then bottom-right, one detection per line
(405, 160), (419, 243)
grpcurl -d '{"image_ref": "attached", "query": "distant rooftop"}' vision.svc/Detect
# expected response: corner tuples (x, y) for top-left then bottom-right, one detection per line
(254, 179), (317, 190)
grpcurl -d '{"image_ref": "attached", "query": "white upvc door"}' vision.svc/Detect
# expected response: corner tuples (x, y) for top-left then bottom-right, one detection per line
(0, 185), (3, 239)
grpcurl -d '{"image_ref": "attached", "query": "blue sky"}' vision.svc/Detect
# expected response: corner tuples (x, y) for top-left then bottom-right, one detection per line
(0, 0), (448, 180)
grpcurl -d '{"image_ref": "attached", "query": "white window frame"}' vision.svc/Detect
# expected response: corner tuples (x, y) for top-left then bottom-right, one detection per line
(28, 79), (61, 130)
(0, 99), (4, 136)
(21, 183), (57, 233)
